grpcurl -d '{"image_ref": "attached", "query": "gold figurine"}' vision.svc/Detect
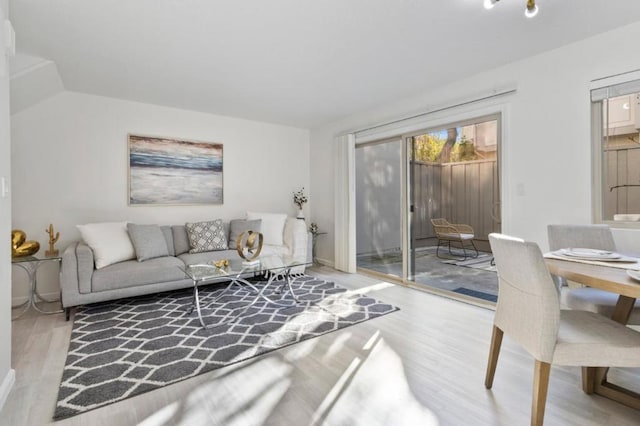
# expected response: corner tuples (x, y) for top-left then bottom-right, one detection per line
(45, 223), (60, 257)
(11, 229), (40, 258)
(213, 259), (229, 269)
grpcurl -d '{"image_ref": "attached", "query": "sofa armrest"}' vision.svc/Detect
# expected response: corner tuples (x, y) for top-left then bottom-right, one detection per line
(284, 218), (308, 273)
(61, 242), (95, 307)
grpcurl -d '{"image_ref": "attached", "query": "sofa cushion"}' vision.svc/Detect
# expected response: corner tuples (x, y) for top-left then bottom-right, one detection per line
(228, 219), (262, 249)
(91, 256), (186, 292)
(127, 223), (169, 262)
(246, 212), (287, 246)
(172, 225), (190, 255)
(77, 222), (136, 269)
(186, 219), (228, 253)
(161, 225), (175, 256)
(178, 249), (239, 266)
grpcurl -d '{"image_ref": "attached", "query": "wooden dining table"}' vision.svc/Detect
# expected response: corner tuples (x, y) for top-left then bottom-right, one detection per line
(545, 257), (640, 409)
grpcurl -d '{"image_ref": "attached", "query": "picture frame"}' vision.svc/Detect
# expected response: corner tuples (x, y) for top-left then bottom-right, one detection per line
(128, 134), (224, 205)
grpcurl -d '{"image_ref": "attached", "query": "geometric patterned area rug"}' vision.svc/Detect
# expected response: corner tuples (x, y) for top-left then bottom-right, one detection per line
(54, 275), (398, 420)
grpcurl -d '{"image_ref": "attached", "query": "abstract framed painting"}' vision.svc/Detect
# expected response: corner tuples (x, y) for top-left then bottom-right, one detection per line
(128, 134), (223, 205)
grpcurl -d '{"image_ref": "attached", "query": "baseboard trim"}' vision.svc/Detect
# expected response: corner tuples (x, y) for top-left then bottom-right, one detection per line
(12, 290), (59, 305)
(315, 257), (335, 269)
(0, 369), (15, 411)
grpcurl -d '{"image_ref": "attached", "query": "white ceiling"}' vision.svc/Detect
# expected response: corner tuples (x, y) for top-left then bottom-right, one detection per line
(9, 1), (640, 128)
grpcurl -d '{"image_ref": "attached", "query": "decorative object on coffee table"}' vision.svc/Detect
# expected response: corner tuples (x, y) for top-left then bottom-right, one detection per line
(45, 223), (60, 257)
(236, 230), (263, 265)
(128, 134), (224, 205)
(293, 187), (307, 220)
(213, 258), (229, 269)
(11, 229), (40, 258)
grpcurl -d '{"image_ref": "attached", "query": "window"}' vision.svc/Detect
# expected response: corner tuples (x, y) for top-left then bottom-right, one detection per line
(412, 118), (498, 164)
(591, 78), (640, 226)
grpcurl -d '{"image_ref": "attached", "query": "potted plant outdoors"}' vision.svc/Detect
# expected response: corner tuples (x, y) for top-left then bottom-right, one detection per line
(293, 187), (308, 220)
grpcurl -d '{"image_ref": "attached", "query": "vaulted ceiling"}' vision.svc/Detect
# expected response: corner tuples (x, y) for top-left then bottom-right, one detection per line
(9, 1), (640, 127)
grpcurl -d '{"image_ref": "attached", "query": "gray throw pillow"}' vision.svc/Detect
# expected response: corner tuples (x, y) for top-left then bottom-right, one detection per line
(185, 219), (228, 253)
(160, 225), (175, 256)
(228, 219), (262, 249)
(127, 223), (170, 262)
(172, 225), (190, 255)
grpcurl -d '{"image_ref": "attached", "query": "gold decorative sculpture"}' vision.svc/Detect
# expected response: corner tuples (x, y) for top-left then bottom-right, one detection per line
(11, 229), (40, 258)
(236, 230), (263, 265)
(45, 223), (60, 257)
(213, 259), (229, 269)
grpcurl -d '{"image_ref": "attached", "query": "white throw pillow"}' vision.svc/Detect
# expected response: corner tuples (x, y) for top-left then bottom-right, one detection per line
(77, 222), (136, 269)
(246, 212), (287, 246)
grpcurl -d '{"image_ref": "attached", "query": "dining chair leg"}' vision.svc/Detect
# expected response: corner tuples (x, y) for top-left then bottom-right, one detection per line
(485, 325), (503, 389)
(581, 367), (595, 394)
(532, 360), (551, 426)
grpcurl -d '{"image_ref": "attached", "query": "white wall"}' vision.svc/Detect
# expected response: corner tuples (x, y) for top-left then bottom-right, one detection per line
(11, 91), (310, 300)
(0, 0), (15, 409)
(310, 21), (640, 265)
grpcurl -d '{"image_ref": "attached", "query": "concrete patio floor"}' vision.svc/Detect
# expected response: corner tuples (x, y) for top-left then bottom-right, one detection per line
(356, 246), (498, 302)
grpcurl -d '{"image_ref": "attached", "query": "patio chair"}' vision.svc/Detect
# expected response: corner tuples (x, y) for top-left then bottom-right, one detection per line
(547, 224), (640, 325)
(486, 233), (640, 425)
(430, 218), (478, 260)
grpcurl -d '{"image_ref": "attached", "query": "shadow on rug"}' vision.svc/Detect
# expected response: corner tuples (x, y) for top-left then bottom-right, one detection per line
(54, 275), (398, 420)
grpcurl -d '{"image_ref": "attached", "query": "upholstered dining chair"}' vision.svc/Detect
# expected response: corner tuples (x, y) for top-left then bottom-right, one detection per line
(485, 233), (640, 426)
(547, 224), (640, 324)
(430, 218), (478, 260)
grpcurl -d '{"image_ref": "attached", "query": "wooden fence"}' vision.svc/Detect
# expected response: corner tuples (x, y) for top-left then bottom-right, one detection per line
(604, 145), (640, 219)
(412, 159), (501, 243)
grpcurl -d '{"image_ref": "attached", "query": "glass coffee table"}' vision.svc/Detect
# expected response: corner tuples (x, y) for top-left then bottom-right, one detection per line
(181, 255), (312, 328)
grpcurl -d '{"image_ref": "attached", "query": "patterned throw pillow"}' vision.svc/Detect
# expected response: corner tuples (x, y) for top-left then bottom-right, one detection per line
(185, 219), (228, 253)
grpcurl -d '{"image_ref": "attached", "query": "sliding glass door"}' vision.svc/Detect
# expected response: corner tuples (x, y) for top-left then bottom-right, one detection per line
(355, 139), (403, 278)
(354, 114), (502, 303)
(407, 115), (501, 300)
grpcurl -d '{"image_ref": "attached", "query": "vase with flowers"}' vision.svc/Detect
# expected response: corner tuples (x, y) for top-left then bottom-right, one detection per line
(293, 187), (308, 220)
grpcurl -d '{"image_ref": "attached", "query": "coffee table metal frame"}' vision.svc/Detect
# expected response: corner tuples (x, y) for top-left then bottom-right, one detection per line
(182, 256), (310, 328)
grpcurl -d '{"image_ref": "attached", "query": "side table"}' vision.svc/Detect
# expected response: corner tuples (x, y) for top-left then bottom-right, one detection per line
(11, 255), (63, 319)
(311, 232), (327, 264)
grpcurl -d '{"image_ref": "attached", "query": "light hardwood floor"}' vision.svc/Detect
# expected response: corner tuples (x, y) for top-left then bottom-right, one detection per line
(3, 266), (640, 425)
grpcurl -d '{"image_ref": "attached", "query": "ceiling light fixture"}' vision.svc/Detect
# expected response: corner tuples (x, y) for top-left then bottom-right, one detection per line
(483, 0), (498, 10)
(484, 0), (540, 18)
(524, 0), (539, 18)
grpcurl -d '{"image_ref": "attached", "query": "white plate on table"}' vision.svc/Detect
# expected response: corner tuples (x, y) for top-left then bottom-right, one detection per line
(559, 248), (622, 260)
(628, 270), (640, 282)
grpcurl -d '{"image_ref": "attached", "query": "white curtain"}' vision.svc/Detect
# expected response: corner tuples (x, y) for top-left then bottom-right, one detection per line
(334, 134), (356, 273)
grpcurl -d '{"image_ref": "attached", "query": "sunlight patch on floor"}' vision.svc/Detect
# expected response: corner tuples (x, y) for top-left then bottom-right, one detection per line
(138, 357), (293, 425)
(312, 334), (439, 426)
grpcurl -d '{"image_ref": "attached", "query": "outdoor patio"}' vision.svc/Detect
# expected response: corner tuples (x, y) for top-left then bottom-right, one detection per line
(357, 246), (498, 302)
